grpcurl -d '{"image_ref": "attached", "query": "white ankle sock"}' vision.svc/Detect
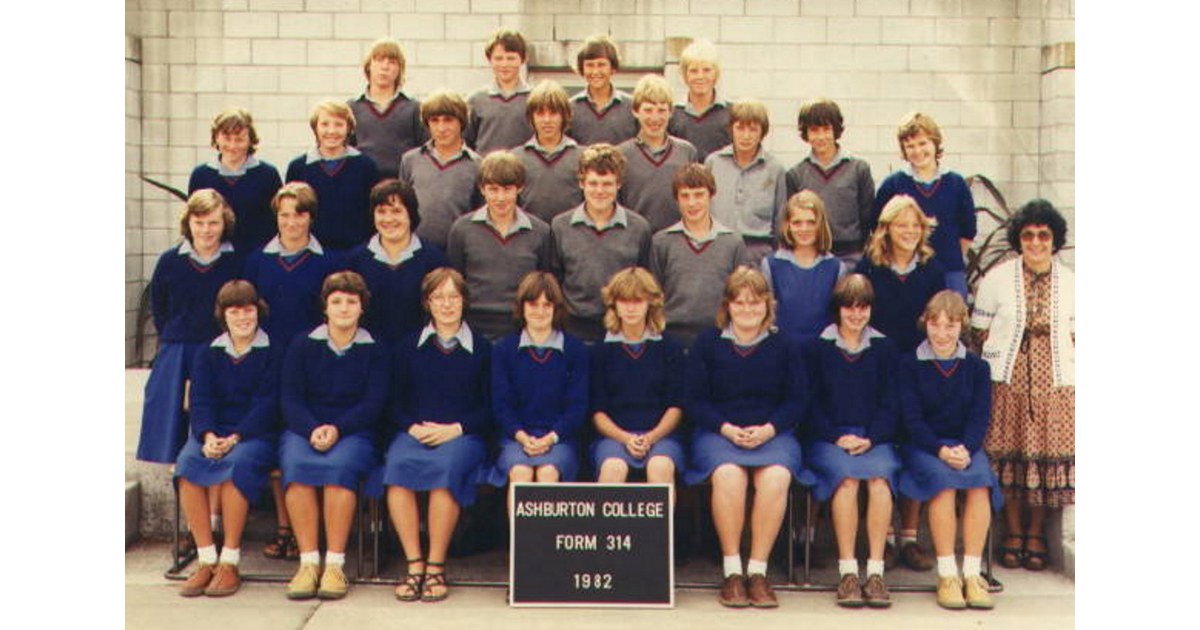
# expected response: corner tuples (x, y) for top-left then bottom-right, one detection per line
(197, 545), (218, 565)
(219, 547), (240, 565)
(722, 555), (743, 578)
(325, 551), (346, 567)
(936, 555), (958, 578)
(962, 555), (982, 577)
(866, 559), (884, 577)
(886, 532), (896, 546)
(899, 530), (918, 545)
(838, 559), (859, 577)
(299, 551), (320, 566)
(746, 559), (768, 576)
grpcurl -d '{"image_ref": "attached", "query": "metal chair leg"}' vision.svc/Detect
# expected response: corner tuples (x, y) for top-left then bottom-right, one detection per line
(804, 489), (812, 584)
(786, 483), (795, 584)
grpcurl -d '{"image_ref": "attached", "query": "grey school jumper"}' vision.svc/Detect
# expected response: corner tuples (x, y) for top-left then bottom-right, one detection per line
(399, 141), (484, 252)
(465, 82), (533, 156)
(617, 136), (699, 233)
(784, 151), (875, 256)
(568, 90), (639, 146)
(650, 220), (745, 340)
(514, 137), (584, 223)
(549, 204), (653, 320)
(667, 98), (731, 164)
(446, 207), (551, 315)
(347, 89), (426, 179)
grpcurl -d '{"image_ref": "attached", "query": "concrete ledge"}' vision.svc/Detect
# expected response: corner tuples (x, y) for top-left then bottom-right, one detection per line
(126, 480), (141, 548)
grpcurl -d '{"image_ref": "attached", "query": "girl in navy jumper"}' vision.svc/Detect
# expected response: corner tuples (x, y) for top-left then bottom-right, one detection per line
(803, 274), (901, 608)
(188, 108), (282, 253)
(285, 101), (381, 252)
(489, 272), (589, 490)
(899, 291), (999, 610)
(176, 280), (281, 598)
(590, 267), (685, 484)
(686, 267), (806, 609)
(344, 179), (448, 344)
(762, 190), (846, 345)
(137, 190), (242, 464)
(385, 268), (492, 603)
(854, 192), (945, 572)
(280, 271), (389, 601)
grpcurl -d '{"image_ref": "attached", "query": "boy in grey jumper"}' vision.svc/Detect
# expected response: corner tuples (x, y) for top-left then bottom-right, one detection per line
(347, 38), (425, 179)
(549, 143), (652, 342)
(568, 34), (638, 146)
(447, 152), (550, 341)
(618, 74), (699, 233)
(514, 80), (583, 223)
(650, 164), (745, 347)
(667, 39), (730, 164)
(398, 90), (483, 251)
(465, 28), (533, 156)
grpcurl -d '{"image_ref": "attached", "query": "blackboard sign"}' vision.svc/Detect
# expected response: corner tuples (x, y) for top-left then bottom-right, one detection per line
(509, 483), (674, 608)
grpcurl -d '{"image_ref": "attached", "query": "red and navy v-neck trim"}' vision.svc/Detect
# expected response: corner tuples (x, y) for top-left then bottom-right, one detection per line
(806, 159), (848, 182)
(680, 232), (715, 255)
(526, 346), (556, 363)
(933, 358), (960, 378)
(320, 159), (348, 178)
(621, 343), (646, 360)
(275, 250), (313, 272)
(636, 140), (675, 168)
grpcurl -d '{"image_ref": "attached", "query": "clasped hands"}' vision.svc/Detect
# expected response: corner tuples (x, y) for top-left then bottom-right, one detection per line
(408, 422), (463, 447)
(309, 424), (340, 452)
(938, 444), (972, 470)
(721, 422), (775, 449)
(516, 430), (557, 457)
(202, 432), (240, 459)
(836, 434), (872, 456)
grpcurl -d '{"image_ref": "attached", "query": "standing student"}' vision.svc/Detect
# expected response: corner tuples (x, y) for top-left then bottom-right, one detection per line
(446, 152), (550, 341)
(465, 28), (533, 155)
(618, 74), (699, 233)
(189, 108), (282, 254)
(784, 98), (875, 268)
(549, 144), (652, 342)
(568, 34), (638, 146)
(704, 98), (787, 267)
(285, 101), (380, 252)
(347, 38), (425, 180)
(514, 79), (583, 222)
(667, 39), (730, 163)
(762, 190), (846, 345)
(649, 164), (745, 346)
(874, 112), (976, 297)
(137, 190), (242, 465)
(398, 91), (483, 252)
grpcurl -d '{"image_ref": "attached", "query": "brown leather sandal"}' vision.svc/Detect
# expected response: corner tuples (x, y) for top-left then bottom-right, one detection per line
(395, 558), (424, 602)
(421, 561), (448, 602)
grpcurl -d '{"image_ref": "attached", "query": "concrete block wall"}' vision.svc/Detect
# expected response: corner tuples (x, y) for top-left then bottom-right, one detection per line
(125, 0), (1074, 365)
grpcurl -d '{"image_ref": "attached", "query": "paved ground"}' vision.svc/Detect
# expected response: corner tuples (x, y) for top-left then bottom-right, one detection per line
(127, 539), (1073, 630)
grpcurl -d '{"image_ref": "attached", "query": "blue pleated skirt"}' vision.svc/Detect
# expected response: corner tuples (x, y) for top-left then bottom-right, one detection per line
(136, 342), (201, 463)
(382, 433), (488, 507)
(487, 439), (580, 485)
(174, 435), (278, 502)
(803, 440), (901, 502)
(279, 431), (379, 490)
(897, 444), (1003, 508)
(684, 430), (804, 486)
(589, 434), (686, 477)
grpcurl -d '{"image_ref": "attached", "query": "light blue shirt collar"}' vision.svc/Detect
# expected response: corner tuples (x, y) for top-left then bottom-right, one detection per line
(418, 322), (475, 354)
(714, 145), (765, 168)
(903, 162), (943, 185)
(469, 207), (533, 237)
(519, 329), (565, 352)
(205, 155), (261, 177)
(603, 329), (663, 344)
(890, 256), (919, 276)
(805, 148), (849, 171)
(819, 323), (886, 353)
(665, 218), (735, 244)
(772, 249), (837, 270)
(308, 324), (375, 355)
(573, 88), (629, 109)
(359, 85), (411, 107)
(367, 233), (422, 265)
(210, 328), (270, 359)
(916, 339), (967, 361)
(523, 135), (578, 157)
(675, 93), (728, 116)
(305, 145), (361, 164)
(178, 240), (234, 264)
(488, 81), (531, 97)
(569, 204), (629, 230)
(721, 325), (771, 347)
(263, 234), (325, 256)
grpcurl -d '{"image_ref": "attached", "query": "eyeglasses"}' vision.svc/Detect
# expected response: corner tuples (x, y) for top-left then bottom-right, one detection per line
(1019, 229), (1053, 243)
(429, 293), (462, 304)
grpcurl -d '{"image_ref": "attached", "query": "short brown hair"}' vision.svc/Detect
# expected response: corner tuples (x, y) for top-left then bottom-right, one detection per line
(271, 182), (318, 220)
(526, 79), (573, 129)
(778, 190), (833, 254)
(421, 267), (469, 314)
(180, 189), (236, 243)
(577, 143), (627, 184)
(672, 163), (716, 196)
(369, 179), (421, 232)
(210, 107), (260, 155)
(575, 34), (620, 74)
(321, 270), (371, 313)
(865, 194), (937, 266)
(830, 273), (874, 324)
(729, 98), (770, 138)
(213, 279), (269, 331)
(896, 111), (944, 161)
(918, 289), (968, 330)
(419, 90), (469, 130)
(484, 28), (527, 60)
(716, 266), (776, 330)
(362, 38), (406, 87)
(512, 271), (568, 329)
(478, 151), (526, 188)
(308, 100), (356, 141)
(601, 267), (666, 334)
(796, 98), (844, 141)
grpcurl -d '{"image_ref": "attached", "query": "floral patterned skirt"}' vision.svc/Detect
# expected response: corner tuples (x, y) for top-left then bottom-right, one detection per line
(984, 333), (1075, 508)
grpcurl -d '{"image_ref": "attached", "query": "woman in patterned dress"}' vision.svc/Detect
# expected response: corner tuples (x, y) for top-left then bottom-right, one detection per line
(971, 200), (1074, 571)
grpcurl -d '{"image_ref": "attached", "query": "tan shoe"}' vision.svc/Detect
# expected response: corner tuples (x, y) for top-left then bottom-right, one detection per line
(286, 563), (321, 600)
(746, 574), (778, 608)
(936, 575), (966, 610)
(204, 563), (241, 597)
(179, 563), (215, 598)
(836, 573), (864, 608)
(964, 574), (994, 609)
(862, 574), (892, 608)
(717, 574), (750, 608)
(317, 564), (349, 600)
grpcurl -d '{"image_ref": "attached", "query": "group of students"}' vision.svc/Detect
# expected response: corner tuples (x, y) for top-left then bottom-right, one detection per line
(136, 27), (1075, 613)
